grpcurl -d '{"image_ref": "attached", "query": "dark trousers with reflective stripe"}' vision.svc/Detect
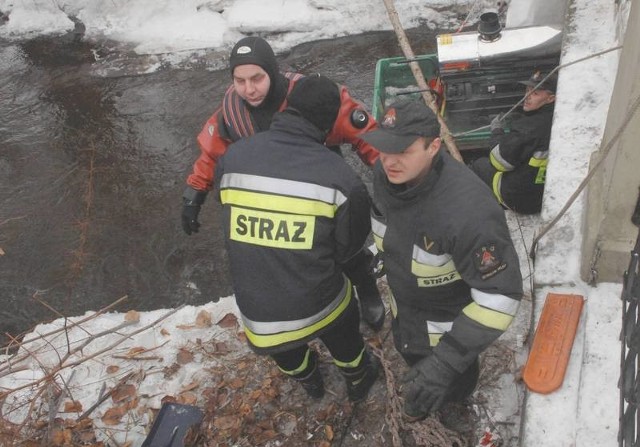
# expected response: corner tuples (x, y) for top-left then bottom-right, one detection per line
(271, 297), (364, 374)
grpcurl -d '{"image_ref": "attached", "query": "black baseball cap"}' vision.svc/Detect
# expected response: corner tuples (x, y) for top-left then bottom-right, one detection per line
(361, 100), (441, 154)
(519, 70), (558, 93)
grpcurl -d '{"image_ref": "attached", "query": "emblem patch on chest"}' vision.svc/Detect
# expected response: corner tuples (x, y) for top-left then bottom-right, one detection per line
(474, 244), (507, 279)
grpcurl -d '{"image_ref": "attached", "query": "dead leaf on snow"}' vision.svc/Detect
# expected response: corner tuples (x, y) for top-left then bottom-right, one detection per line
(180, 381), (200, 393)
(161, 395), (178, 405)
(112, 384), (136, 403)
(325, 425), (334, 441)
(160, 328), (170, 336)
(51, 428), (72, 446)
(178, 392), (197, 405)
(195, 310), (212, 327)
(228, 377), (244, 389)
(125, 346), (147, 357)
(213, 341), (229, 353)
(254, 429), (278, 444)
(106, 365), (120, 374)
(213, 415), (241, 430)
(124, 310), (140, 322)
(177, 348), (194, 364)
(63, 400), (83, 412)
(217, 313), (238, 328)
(101, 405), (127, 425)
(75, 428), (97, 444)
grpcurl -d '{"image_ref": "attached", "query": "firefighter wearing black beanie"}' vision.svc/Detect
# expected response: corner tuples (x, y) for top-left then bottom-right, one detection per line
(287, 75), (341, 133)
(229, 36), (279, 83)
(228, 36), (285, 118)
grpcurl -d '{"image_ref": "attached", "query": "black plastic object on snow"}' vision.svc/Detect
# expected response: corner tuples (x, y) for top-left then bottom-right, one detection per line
(141, 402), (204, 447)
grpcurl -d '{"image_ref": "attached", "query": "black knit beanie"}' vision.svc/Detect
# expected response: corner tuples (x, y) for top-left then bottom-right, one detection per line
(229, 36), (278, 84)
(287, 75), (341, 132)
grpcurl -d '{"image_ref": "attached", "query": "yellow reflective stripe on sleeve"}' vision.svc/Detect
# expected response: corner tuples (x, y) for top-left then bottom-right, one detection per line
(528, 158), (548, 167)
(412, 245), (462, 287)
(489, 145), (513, 171)
(373, 234), (384, 252)
(221, 189), (336, 218)
(427, 320), (453, 347)
(492, 171), (505, 206)
(529, 153), (549, 185)
(470, 288), (520, 316)
(535, 166), (547, 184)
(462, 302), (514, 331)
(333, 347), (365, 369)
(388, 290), (398, 318)
(243, 283), (352, 348)
(230, 207), (314, 249)
(371, 217), (387, 252)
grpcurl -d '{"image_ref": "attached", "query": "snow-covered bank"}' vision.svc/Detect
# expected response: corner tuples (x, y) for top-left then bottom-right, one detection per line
(0, 0), (485, 60)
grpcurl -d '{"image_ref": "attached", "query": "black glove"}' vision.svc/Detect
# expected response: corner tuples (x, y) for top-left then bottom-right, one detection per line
(403, 354), (459, 420)
(181, 187), (208, 235)
(490, 112), (505, 135)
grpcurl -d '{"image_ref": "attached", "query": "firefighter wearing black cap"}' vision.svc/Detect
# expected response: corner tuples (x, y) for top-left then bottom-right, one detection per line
(360, 99), (523, 420)
(214, 76), (379, 402)
(470, 70), (557, 214)
(182, 36), (385, 331)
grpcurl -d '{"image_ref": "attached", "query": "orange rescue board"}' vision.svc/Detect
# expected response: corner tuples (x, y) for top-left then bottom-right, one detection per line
(522, 293), (585, 394)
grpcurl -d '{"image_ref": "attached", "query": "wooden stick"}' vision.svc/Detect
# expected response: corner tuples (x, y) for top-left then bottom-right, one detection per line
(381, 0), (463, 162)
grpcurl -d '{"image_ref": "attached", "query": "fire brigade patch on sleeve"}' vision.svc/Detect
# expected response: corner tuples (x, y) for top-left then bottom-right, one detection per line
(473, 244), (507, 279)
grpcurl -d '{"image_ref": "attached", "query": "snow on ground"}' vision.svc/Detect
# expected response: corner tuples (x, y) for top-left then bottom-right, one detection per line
(0, 0), (492, 62)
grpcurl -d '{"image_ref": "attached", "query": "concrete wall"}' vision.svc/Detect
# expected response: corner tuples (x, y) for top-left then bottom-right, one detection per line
(506, 0), (569, 28)
(581, 0), (640, 283)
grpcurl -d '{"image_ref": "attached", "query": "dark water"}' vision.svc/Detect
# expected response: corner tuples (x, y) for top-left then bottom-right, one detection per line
(0, 27), (439, 344)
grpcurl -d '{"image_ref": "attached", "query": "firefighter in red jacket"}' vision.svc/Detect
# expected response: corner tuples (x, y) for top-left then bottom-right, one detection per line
(182, 36), (385, 330)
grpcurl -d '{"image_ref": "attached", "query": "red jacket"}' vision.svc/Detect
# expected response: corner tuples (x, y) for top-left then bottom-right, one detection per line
(187, 75), (379, 191)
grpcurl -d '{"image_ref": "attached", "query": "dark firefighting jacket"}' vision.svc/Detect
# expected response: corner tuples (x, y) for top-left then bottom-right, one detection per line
(371, 151), (523, 373)
(188, 72), (379, 192)
(488, 103), (554, 214)
(214, 111), (372, 354)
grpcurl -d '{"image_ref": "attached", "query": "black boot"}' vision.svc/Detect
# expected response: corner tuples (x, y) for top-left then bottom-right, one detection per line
(340, 352), (380, 403)
(355, 278), (385, 332)
(292, 352), (325, 399)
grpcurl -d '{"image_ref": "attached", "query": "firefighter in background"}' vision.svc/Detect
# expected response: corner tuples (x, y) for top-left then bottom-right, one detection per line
(361, 99), (522, 420)
(470, 70), (557, 215)
(181, 36), (385, 331)
(214, 76), (379, 402)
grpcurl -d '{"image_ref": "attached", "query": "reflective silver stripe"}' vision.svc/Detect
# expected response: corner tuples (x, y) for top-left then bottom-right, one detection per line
(470, 288), (520, 316)
(412, 244), (451, 267)
(532, 150), (548, 160)
(371, 217), (387, 239)
(220, 173), (347, 207)
(427, 320), (453, 334)
(490, 145), (515, 171)
(241, 277), (349, 334)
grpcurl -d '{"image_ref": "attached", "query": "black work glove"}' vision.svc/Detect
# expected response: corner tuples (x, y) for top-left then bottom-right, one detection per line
(181, 187), (208, 235)
(403, 354), (459, 420)
(490, 112), (505, 135)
